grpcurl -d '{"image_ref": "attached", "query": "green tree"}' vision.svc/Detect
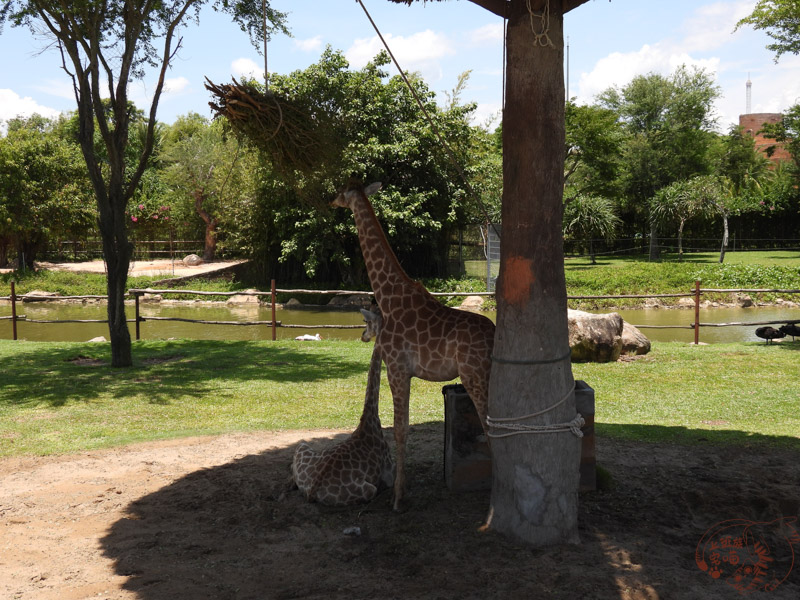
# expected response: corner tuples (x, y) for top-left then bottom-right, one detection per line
(599, 66), (720, 260)
(736, 0), (800, 61)
(227, 49), (480, 283)
(714, 125), (771, 193)
(0, 1), (287, 367)
(647, 179), (710, 261)
(0, 115), (95, 269)
(564, 101), (623, 199)
(760, 103), (800, 176)
(160, 114), (255, 261)
(562, 194), (621, 264)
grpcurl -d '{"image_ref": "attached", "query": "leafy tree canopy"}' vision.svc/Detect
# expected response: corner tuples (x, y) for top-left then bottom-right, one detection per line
(736, 0), (800, 61)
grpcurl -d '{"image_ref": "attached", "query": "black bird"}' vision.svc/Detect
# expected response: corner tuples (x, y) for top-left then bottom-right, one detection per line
(755, 326), (786, 345)
(780, 323), (800, 341)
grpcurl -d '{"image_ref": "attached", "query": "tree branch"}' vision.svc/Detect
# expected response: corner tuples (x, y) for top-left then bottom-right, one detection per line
(126, 1), (199, 199)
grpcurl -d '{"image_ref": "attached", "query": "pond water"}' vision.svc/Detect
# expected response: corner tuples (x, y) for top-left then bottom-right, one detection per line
(1, 301), (799, 344)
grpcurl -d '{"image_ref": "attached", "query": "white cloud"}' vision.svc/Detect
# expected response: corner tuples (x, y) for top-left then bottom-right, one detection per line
(469, 23), (504, 45)
(0, 89), (61, 128)
(231, 57), (263, 79)
(471, 101), (502, 129)
(572, 1), (799, 131)
(576, 43), (720, 102)
(33, 78), (76, 101)
(748, 55), (800, 113)
(680, 1), (753, 53)
(164, 76), (190, 95)
(294, 35), (323, 53)
(346, 30), (455, 82)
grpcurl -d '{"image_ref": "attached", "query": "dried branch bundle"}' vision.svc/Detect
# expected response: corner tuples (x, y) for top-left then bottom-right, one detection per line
(205, 78), (338, 176)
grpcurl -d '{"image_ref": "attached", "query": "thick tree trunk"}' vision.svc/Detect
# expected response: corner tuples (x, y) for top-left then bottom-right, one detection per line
(0, 237), (9, 268)
(75, 74), (134, 368)
(98, 196), (134, 368)
(194, 191), (218, 262)
(486, 1), (581, 546)
(16, 238), (41, 270)
(678, 220), (685, 262)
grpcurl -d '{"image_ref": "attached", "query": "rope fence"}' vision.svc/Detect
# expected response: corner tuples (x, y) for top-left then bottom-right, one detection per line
(2, 279), (799, 344)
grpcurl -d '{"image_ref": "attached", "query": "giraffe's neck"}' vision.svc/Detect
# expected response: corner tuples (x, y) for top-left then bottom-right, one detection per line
(355, 344), (383, 439)
(350, 194), (415, 313)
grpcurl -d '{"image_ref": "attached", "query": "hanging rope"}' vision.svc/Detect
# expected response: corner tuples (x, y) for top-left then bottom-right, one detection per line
(526, 0), (555, 48)
(486, 383), (585, 438)
(355, 0), (499, 236)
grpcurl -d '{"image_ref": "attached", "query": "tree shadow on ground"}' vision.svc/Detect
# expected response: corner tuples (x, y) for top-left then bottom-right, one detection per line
(0, 339), (368, 408)
(100, 422), (800, 600)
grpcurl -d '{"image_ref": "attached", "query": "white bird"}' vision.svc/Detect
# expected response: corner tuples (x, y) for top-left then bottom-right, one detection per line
(295, 333), (322, 341)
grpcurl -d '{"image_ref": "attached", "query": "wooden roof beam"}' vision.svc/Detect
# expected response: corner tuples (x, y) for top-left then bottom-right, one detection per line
(466, 0), (593, 18)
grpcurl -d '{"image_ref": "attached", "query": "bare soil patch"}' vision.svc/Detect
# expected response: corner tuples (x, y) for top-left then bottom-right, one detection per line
(22, 259), (245, 280)
(1, 428), (798, 600)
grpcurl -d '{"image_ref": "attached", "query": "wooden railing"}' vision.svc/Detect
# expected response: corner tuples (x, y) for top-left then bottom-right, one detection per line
(2, 280), (799, 344)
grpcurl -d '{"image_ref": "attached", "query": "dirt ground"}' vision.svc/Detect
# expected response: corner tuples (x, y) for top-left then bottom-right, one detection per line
(29, 259), (246, 280)
(1, 427), (799, 600)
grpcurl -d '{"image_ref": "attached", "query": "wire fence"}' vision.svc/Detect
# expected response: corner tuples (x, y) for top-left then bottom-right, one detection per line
(3, 280), (799, 344)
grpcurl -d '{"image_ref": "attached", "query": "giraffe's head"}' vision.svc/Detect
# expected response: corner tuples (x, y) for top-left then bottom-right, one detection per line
(359, 307), (382, 343)
(331, 182), (382, 209)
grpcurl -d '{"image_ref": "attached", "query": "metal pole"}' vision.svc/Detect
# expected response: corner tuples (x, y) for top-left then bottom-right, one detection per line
(135, 292), (141, 341)
(694, 280), (701, 345)
(262, 0), (269, 89)
(271, 279), (277, 341)
(485, 223), (491, 289)
(11, 280), (18, 341)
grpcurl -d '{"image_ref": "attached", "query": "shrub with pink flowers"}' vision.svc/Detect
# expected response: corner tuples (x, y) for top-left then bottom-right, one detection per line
(126, 201), (172, 238)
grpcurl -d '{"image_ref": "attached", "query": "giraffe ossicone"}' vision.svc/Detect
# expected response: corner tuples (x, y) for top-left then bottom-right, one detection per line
(291, 308), (394, 506)
(332, 182), (495, 511)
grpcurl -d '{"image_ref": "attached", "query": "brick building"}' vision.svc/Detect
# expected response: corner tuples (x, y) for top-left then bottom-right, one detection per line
(738, 112), (792, 164)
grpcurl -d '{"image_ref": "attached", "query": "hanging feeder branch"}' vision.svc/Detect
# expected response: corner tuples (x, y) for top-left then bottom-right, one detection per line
(204, 77), (339, 177)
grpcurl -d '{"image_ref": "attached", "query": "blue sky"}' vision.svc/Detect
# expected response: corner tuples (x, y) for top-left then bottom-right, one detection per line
(1, 0), (798, 133)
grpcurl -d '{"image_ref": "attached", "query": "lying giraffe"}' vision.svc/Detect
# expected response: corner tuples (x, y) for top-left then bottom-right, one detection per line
(332, 182), (495, 511)
(291, 308), (394, 506)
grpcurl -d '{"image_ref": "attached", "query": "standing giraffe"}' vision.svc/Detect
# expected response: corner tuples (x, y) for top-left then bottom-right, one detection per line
(291, 308), (394, 506)
(332, 182), (495, 510)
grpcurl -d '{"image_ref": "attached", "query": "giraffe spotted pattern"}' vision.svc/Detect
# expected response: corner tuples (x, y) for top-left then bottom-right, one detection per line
(291, 308), (394, 506)
(332, 182), (495, 511)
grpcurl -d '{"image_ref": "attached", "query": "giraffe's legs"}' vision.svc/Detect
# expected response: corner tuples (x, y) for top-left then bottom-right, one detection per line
(386, 367), (411, 512)
(460, 368), (491, 437)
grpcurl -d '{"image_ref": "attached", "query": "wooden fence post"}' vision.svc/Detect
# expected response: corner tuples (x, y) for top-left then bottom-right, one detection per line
(11, 280), (18, 341)
(694, 280), (701, 345)
(271, 279), (277, 341)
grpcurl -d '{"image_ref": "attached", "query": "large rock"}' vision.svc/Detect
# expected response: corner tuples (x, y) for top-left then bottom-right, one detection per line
(226, 289), (261, 305)
(327, 294), (372, 309)
(459, 295), (485, 311)
(733, 293), (754, 308)
(568, 309), (623, 363)
(22, 290), (60, 302)
(621, 321), (651, 355)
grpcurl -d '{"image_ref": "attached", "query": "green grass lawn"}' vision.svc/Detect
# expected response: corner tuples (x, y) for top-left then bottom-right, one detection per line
(1, 338), (797, 458)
